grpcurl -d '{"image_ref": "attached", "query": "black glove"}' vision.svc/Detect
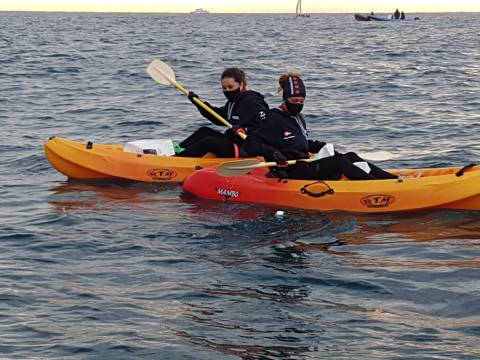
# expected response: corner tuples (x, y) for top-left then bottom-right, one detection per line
(272, 151), (288, 167)
(225, 124), (246, 141)
(269, 168), (289, 179)
(187, 91), (199, 104)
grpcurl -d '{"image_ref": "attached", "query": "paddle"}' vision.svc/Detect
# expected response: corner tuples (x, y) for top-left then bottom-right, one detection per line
(146, 59), (246, 140)
(217, 150), (396, 177)
(216, 158), (317, 177)
(357, 150), (396, 162)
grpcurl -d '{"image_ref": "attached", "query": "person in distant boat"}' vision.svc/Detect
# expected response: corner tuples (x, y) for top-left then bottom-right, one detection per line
(370, 11), (374, 15)
(394, 9), (400, 19)
(400, 11), (406, 20)
(175, 67), (268, 158)
(243, 73), (397, 181)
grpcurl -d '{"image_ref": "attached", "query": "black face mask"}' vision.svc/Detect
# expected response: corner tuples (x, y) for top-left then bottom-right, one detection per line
(223, 89), (242, 102)
(285, 102), (303, 116)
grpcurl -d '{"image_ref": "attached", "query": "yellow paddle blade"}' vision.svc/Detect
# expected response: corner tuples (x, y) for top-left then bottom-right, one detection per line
(146, 59), (176, 86)
(216, 159), (265, 177)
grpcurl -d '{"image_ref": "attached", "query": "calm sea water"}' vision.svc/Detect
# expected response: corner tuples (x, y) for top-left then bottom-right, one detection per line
(1, 11), (480, 359)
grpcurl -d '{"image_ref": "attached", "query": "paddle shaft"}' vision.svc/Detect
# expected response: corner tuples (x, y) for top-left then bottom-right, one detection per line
(191, 96), (247, 140)
(262, 159), (311, 168)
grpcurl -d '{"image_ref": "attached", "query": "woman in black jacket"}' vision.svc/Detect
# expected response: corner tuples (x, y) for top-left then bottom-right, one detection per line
(244, 73), (397, 180)
(176, 67), (268, 158)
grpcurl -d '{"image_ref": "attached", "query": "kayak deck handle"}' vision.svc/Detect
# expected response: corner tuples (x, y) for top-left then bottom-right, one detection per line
(456, 163), (476, 177)
(300, 181), (335, 198)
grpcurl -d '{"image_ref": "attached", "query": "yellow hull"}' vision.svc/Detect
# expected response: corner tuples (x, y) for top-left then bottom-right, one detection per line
(44, 137), (243, 183)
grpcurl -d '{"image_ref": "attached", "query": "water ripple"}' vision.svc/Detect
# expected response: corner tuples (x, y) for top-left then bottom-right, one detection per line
(0, 11), (479, 359)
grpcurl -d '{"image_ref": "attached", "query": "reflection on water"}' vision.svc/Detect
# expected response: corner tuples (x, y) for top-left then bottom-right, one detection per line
(43, 181), (480, 359)
(281, 211), (480, 270)
(178, 285), (315, 359)
(177, 329), (312, 359)
(49, 180), (180, 210)
(49, 180), (480, 273)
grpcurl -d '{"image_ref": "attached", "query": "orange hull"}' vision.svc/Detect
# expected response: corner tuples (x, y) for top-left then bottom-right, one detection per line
(183, 166), (480, 213)
(44, 137), (244, 183)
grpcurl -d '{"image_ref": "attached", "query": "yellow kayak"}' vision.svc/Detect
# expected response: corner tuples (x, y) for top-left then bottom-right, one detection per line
(44, 137), (243, 183)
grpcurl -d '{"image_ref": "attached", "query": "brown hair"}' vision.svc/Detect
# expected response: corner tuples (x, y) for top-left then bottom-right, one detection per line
(221, 67), (247, 85)
(277, 72), (303, 94)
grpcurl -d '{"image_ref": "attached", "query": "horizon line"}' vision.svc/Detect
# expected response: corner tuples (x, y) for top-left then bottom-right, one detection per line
(1, 10), (479, 14)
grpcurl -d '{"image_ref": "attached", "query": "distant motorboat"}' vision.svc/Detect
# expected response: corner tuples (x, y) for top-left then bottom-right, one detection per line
(190, 8), (210, 14)
(296, 0), (310, 17)
(354, 13), (420, 22)
(369, 15), (419, 22)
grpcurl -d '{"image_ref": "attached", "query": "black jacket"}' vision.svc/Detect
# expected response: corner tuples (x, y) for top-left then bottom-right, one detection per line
(193, 90), (268, 132)
(244, 107), (325, 161)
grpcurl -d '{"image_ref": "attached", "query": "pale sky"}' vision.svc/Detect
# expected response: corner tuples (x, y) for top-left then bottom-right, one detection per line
(1, 0), (479, 13)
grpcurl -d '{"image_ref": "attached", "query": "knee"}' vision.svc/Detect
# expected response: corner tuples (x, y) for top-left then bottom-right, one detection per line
(197, 126), (215, 134)
(344, 152), (363, 162)
(195, 136), (216, 146)
(201, 136), (227, 149)
(192, 126), (216, 137)
(205, 127), (221, 133)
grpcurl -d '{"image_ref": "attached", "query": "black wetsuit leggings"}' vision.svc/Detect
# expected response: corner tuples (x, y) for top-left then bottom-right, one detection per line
(176, 126), (245, 158)
(284, 152), (397, 180)
(179, 127), (224, 149)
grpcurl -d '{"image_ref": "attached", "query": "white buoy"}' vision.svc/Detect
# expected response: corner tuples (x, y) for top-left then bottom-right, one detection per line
(275, 210), (285, 217)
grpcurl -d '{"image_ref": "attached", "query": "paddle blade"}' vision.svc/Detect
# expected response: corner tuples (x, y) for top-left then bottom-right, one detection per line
(358, 150), (397, 162)
(146, 59), (176, 86)
(216, 159), (264, 177)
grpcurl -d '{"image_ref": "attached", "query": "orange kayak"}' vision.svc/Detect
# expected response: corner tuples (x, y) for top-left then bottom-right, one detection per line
(44, 137), (244, 183)
(182, 165), (480, 213)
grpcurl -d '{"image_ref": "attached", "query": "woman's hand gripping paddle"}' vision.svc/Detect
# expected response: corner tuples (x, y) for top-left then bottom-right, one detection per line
(146, 59), (247, 140)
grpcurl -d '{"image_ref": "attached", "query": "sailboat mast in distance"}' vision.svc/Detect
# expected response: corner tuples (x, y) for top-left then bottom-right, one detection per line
(296, 0), (302, 16)
(296, 0), (310, 18)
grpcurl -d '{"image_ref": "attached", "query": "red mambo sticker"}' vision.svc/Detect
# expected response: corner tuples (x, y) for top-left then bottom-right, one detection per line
(216, 188), (240, 198)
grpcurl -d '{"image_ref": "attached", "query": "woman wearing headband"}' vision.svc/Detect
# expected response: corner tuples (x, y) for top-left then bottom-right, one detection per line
(244, 73), (397, 180)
